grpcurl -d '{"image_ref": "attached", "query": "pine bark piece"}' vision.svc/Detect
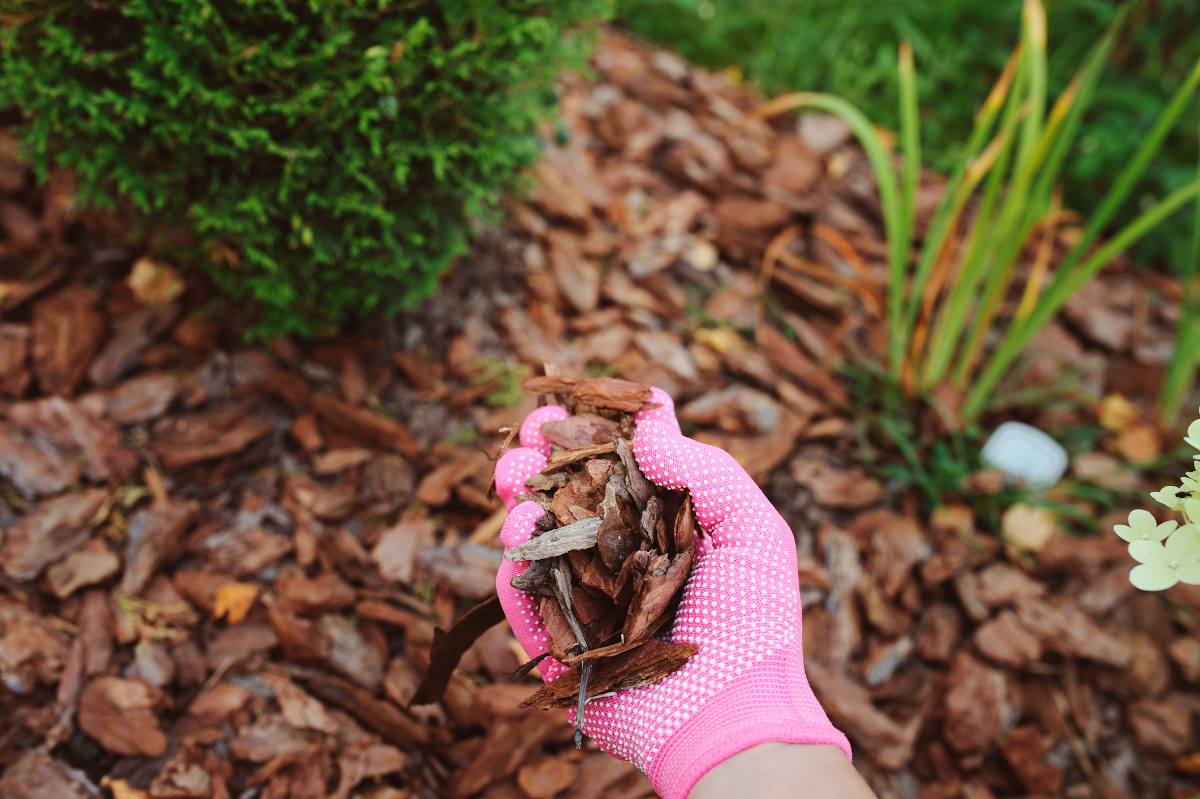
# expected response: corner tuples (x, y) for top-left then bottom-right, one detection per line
(451, 711), (562, 798)
(546, 442), (617, 470)
(1, 489), (107, 581)
(312, 392), (418, 457)
(78, 676), (167, 757)
(410, 594), (505, 706)
(45, 537), (120, 599)
(97, 372), (179, 424)
(540, 594), (582, 661)
(510, 557), (552, 593)
(504, 516), (602, 561)
(31, 285), (104, 397)
(152, 403), (273, 470)
(615, 437), (654, 510)
(0, 422), (79, 497)
(521, 640), (698, 709)
(523, 376), (653, 413)
(88, 302), (179, 387)
(0, 749), (100, 799)
(561, 611), (674, 665)
(8, 397), (138, 482)
(672, 494), (696, 555)
(621, 548), (693, 643)
(0, 600), (70, 691)
(299, 670), (430, 749)
(540, 413), (621, 449)
(0, 323), (31, 397)
(120, 499), (200, 595)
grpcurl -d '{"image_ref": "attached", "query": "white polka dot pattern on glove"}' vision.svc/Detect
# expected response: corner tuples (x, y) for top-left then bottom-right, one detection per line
(493, 390), (849, 799)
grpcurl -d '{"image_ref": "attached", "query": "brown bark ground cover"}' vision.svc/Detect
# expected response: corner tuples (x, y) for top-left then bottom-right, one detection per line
(0, 30), (1197, 799)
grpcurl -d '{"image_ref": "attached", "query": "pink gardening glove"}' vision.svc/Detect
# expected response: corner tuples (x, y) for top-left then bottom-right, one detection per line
(494, 390), (851, 799)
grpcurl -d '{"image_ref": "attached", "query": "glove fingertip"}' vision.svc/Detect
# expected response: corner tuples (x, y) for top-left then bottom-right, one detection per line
(635, 386), (680, 431)
(495, 448), (548, 509)
(499, 500), (545, 548)
(632, 418), (690, 488)
(519, 405), (569, 456)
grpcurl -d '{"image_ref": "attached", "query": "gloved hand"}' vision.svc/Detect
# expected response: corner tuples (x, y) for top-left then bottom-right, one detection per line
(494, 388), (851, 799)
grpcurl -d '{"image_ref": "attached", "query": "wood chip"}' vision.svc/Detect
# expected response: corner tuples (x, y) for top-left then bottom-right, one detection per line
(2, 489), (107, 582)
(504, 516), (602, 561)
(521, 640), (697, 709)
(78, 676), (167, 757)
(31, 285), (104, 397)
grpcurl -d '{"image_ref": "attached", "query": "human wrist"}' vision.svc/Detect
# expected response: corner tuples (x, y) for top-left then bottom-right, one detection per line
(645, 647), (851, 799)
(691, 743), (871, 799)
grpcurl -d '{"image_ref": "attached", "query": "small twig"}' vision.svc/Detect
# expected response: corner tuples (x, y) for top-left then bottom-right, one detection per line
(575, 661), (592, 748)
(549, 556), (592, 747)
(550, 558), (588, 647)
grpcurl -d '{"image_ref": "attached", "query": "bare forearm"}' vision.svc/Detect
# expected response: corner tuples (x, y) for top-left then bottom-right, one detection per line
(690, 744), (877, 799)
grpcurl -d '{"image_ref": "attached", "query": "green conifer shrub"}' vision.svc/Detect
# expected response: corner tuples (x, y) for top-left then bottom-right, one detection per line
(0, 1), (608, 336)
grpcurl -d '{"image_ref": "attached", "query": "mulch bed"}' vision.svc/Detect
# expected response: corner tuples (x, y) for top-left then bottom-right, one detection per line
(0, 29), (1198, 799)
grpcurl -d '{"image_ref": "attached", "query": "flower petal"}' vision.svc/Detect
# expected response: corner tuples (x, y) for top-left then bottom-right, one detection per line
(1184, 419), (1200, 451)
(1129, 540), (1170, 564)
(1152, 519), (1179, 542)
(1185, 498), (1200, 526)
(1130, 563), (1179, 591)
(1179, 560), (1200, 586)
(1113, 524), (1135, 543)
(1128, 509), (1157, 536)
(1151, 486), (1184, 511)
(1166, 525), (1200, 560)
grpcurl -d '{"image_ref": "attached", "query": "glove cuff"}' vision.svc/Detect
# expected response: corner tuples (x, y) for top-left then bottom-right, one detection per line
(646, 647), (852, 799)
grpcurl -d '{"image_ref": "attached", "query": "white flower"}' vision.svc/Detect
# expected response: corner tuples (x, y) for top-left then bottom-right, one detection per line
(1151, 485), (1187, 511)
(1128, 525), (1200, 591)
(1182, 470), (1200, 493)
(1186, 419), (1200, 452)
(1113, 509), (1177, 543)
(1186, 498), (1200, 526)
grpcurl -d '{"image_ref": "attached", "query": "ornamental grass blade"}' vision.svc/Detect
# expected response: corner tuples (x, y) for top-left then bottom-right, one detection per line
(965, 55), (1200, 419)
(1159, 127), (1200, 425)
(965, 178), (1200, 419)
(747, 92), (906, 373)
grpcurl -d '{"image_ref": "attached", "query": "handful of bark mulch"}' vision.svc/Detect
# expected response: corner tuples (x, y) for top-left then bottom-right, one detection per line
(413, 376), (698, 746)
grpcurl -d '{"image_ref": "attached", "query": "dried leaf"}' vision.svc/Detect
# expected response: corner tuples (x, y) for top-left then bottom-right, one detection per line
(212, 582), (259, 624)
(127, 256), (184, 305)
